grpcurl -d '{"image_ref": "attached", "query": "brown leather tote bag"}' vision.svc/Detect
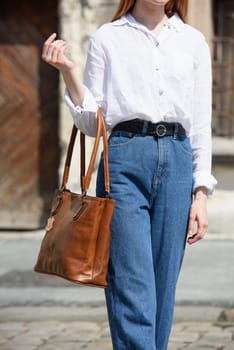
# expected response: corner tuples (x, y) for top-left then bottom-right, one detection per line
(34, 109), (115, 288)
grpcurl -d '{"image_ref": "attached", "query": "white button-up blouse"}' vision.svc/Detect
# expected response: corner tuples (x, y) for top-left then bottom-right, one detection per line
(65, 12), (217, 194)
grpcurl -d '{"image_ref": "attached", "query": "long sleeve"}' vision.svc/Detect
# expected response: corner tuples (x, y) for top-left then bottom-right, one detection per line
(64, 35), (106, 137)
(190, 37), (217, 194)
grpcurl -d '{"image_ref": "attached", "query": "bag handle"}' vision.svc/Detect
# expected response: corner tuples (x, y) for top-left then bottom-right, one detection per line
(61, 108), (110, 196)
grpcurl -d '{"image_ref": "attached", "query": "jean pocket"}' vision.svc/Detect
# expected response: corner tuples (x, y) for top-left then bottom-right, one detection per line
(172, 136), (193, 157)
(108, 131), (138, 148)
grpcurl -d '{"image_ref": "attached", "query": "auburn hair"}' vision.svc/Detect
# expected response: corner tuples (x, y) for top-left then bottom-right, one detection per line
(111, 0), (188, 22)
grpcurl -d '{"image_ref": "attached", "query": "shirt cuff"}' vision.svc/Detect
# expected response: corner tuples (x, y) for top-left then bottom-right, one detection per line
(193, 171), (218, 195)
(64, 86), (97, 114)
(64, 87), (98, 137)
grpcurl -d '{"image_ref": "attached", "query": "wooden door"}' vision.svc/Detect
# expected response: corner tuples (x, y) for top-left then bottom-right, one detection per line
(0, 0), (59, 229)
(213, 0), (234, 137)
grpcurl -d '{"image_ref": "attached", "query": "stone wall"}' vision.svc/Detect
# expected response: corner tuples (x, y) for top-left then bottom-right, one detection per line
(59, 0), (118, 77)
(187, 0), (213, 48)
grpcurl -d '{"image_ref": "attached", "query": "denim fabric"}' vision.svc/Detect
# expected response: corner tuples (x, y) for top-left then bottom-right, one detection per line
(96, 128), (193, 350)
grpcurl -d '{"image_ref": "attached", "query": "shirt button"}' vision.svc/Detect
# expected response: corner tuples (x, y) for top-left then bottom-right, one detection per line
(159, 89), (164, 96)
(155, 41), (159, 47)
(155, 68), (159, 71)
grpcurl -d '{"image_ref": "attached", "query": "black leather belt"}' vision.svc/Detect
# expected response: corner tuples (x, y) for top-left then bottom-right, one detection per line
(112, 119), (186, 137)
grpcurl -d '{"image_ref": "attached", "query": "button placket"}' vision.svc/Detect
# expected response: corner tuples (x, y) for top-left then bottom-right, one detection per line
(151, 38), (163, 118)
(152, 37), (160, 75)
(152, 40), (164, 98)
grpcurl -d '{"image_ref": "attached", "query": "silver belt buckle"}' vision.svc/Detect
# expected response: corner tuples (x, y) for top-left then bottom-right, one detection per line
(155, 124), (167, 137)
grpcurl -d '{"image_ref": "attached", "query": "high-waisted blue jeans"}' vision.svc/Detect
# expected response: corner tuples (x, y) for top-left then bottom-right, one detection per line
(96, 126), (193, 350)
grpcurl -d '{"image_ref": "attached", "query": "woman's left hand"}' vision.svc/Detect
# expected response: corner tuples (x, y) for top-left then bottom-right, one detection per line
(187, 187), (208, 245)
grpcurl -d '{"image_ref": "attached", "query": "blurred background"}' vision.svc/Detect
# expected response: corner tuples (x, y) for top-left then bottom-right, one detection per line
(0, 0), (233, 230)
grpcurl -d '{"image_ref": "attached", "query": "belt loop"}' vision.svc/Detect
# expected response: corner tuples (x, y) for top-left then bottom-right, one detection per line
(142, 120), (148, 135)
(173, 123), (179, 139)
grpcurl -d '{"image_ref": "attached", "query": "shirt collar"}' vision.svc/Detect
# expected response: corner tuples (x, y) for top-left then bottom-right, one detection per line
(167, 13), (184, 32)
(111, 12), (184, 33)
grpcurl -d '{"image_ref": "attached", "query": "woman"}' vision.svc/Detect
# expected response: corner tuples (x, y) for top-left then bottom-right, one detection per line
(42, 0), (217, 349)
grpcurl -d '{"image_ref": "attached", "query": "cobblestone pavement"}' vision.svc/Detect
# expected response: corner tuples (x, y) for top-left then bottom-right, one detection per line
(1, 233), (234, 349)
(1, 318), (234, 350)
(0, 306), (234, 350)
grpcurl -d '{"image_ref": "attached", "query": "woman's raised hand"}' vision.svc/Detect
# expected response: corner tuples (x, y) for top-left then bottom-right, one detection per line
(42, 33), (85, 108)
(42, 33), (74, 71)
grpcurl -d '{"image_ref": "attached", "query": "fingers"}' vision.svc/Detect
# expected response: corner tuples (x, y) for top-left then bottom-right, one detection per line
(187, 208), (196, 242)
(187, 207), (208, 244)
(48, 40), (66, 64)
(45, 33), (57, 46)
(187, 232), (202, 245)
(42, 33), (57, 58)
(42, 33), (67, 68)
(196, 217), (208, 241)
(53, 41), (66, 64)
(187, 212), (208, 245)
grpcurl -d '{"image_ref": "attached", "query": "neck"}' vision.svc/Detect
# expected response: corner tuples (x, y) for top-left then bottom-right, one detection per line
(131, 1), (167, 30)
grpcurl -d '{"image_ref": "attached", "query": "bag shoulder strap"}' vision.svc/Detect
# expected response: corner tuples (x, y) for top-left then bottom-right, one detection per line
(61, 108), (110, 196)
